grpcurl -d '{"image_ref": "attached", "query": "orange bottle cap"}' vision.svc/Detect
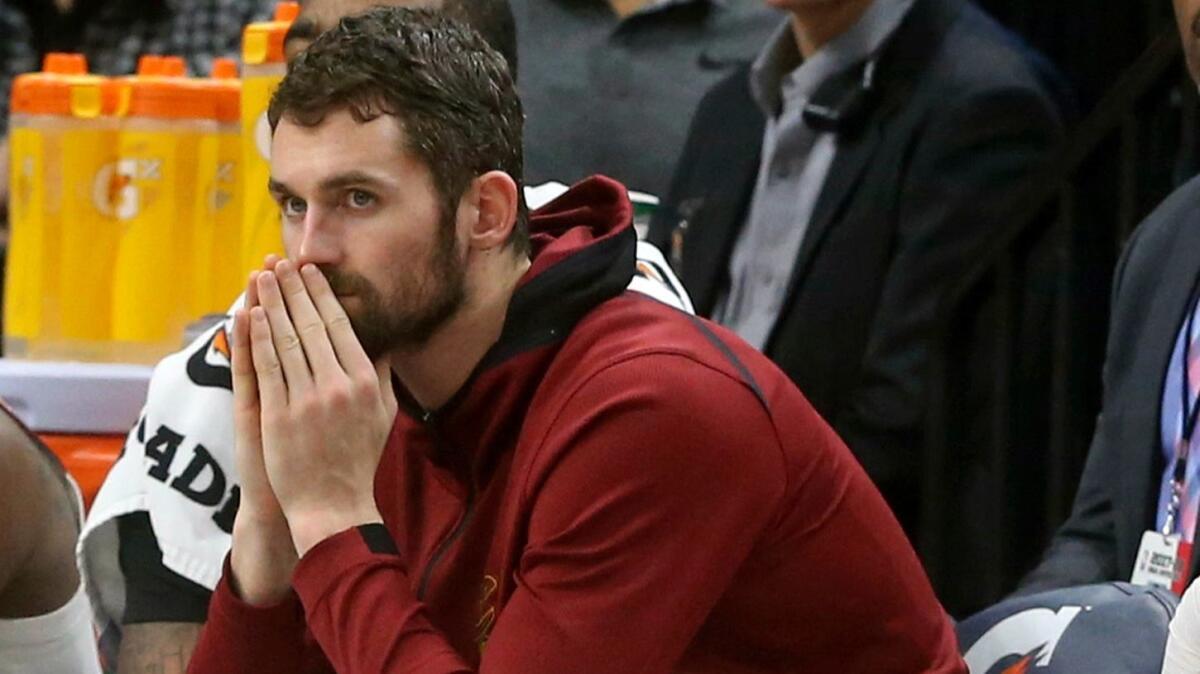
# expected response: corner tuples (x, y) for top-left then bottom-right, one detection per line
(213, 83), (241, 123)
(124, 77), (215, 121)
(160, 56), (187, 77)
(43, 52), (87, 75)
(11, 54), (111, 118)
(203, 58), (242, 123)
(137, 55), (165, 76)
(211, 57), (238, 80)
(243, 3), (298, 66)
(100, 78), (122, 116)
(275, 2), (299, 21)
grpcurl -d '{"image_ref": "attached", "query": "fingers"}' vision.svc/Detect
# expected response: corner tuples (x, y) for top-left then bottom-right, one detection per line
(274, 260), (341, 384)
(231, 308), (259, 416)
(246, 270), (261, 310)
(249, 306), (289, 409)
(246, 255), (281, 310)
(257, 270), (313, 395)
(300, 263), (375, 379)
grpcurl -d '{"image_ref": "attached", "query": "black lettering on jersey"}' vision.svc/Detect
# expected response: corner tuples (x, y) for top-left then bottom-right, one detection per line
(212, 486), (240, 534)
(186, 329), (233, 391)
(169, 444), (226, 507)
(145, 425), (184, 482)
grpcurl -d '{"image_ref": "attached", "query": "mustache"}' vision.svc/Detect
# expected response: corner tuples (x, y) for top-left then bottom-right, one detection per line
(314, 265), (373, 297)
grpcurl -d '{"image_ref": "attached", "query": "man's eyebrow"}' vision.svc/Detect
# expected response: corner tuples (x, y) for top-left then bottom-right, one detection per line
(318, 171), (390, 192)
(267, 173), (389, 198)
(283, 17), (319, 46)
(267, 178), (293, 196)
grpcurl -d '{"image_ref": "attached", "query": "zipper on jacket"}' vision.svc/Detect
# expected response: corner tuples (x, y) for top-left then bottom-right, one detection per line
(415, 411), (478, 601)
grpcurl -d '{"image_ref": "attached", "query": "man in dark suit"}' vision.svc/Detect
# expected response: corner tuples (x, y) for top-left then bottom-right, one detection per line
(647, 0), (1065, 534)
(1020, 0), (1200, 593)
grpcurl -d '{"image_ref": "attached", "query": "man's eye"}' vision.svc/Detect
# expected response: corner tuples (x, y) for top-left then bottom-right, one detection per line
(348, 190), (375, 208)
(282, 196), (306, 217)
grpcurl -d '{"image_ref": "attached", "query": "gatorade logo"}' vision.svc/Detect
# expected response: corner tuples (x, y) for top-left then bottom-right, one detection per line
(208, 162), (237, 212)
(963, 606), (1085, 673)
(255, 111), (272, 161)
(93, 158), (163, 220)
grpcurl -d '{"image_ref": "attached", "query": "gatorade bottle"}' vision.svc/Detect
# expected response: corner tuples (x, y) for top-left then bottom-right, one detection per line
(109, 56), (218, 363)
(241, 1), (298, 276)
(5, 53), (118, 361)
(198, 57), (243, 314)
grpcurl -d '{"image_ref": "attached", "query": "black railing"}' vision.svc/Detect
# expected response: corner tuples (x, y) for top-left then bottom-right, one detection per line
(922, 28), (1199, 617)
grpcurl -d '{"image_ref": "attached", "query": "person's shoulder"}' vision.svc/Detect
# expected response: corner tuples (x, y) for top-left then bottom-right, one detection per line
(1140, 175), (1200, 238)
(704, 2), (784, 46)
(549, 296), (770, 412)
(548, 298), (805, 437)
(0, 408), (60, 498)
(534, 317), (788, 470)
(692, 64), (755, 118)
(929, 0), (1061, 97)
(1122, 175), (1200, 271)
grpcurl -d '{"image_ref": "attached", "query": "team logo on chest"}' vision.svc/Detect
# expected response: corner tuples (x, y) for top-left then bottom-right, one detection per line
(477, 575), (499, 652)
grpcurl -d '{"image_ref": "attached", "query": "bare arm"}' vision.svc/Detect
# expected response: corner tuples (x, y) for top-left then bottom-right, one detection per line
(117, 623), (203, 674)
(0, 410), (79, 618)
(0, 414), (33, 607)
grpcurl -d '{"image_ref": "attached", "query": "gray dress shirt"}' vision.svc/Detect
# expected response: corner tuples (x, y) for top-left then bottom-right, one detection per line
(716, 0), (915, 350)
(514, 0), (781, 197)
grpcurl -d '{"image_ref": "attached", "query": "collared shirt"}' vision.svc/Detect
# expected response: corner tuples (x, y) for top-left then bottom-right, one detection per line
(514, 0), (781, 197)
(716, 0), (915, 350)
(1157, 291), (1200, 542)
(0, 0), (274, 135)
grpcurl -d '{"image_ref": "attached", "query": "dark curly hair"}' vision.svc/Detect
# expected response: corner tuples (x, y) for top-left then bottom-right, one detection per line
(268, 7), (529, 255)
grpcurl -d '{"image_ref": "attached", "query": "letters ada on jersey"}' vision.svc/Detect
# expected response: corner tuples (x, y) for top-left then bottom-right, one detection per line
(136, 418), (240, 534)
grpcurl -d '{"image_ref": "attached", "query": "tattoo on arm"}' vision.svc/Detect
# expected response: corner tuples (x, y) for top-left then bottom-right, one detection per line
(117, 623), (203, 674)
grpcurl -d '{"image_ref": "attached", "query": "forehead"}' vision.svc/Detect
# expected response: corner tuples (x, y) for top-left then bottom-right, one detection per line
(270, 110), (420, 190)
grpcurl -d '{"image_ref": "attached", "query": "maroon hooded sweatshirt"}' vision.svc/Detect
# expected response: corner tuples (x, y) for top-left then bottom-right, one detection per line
(187, 177), (965, 674)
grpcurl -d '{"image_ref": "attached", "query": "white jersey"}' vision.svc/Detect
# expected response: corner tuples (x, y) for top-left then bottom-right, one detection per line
(79, 182), (693, 651)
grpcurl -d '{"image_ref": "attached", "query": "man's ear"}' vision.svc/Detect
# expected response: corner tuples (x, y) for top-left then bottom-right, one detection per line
(464, 170), (519, 251)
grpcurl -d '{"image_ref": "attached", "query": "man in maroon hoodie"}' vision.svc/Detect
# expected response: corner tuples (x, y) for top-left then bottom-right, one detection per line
(186, 7), (966, 673)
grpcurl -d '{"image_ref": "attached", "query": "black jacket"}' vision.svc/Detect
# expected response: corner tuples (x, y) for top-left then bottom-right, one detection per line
(648, 0), (1065, 535)
(1022, 175), (1200, 594)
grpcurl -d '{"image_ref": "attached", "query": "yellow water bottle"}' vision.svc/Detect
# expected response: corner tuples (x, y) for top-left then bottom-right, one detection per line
(109, 57), (217, 363)
(241, 1), (298, 275)
(5, 53), (118, 360)
(199, 58), (244, 313)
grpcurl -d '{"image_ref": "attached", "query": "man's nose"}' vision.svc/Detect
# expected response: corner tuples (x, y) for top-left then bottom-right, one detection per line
(291, 212), (342, 267)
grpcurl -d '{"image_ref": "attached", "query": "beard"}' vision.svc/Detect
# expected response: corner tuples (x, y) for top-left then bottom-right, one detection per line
(318, 210), (466, 361)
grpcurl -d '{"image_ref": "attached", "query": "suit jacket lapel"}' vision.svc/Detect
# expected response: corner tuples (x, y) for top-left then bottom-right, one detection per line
(682, 92), (766, 315)
(785, 120), (884, 296)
